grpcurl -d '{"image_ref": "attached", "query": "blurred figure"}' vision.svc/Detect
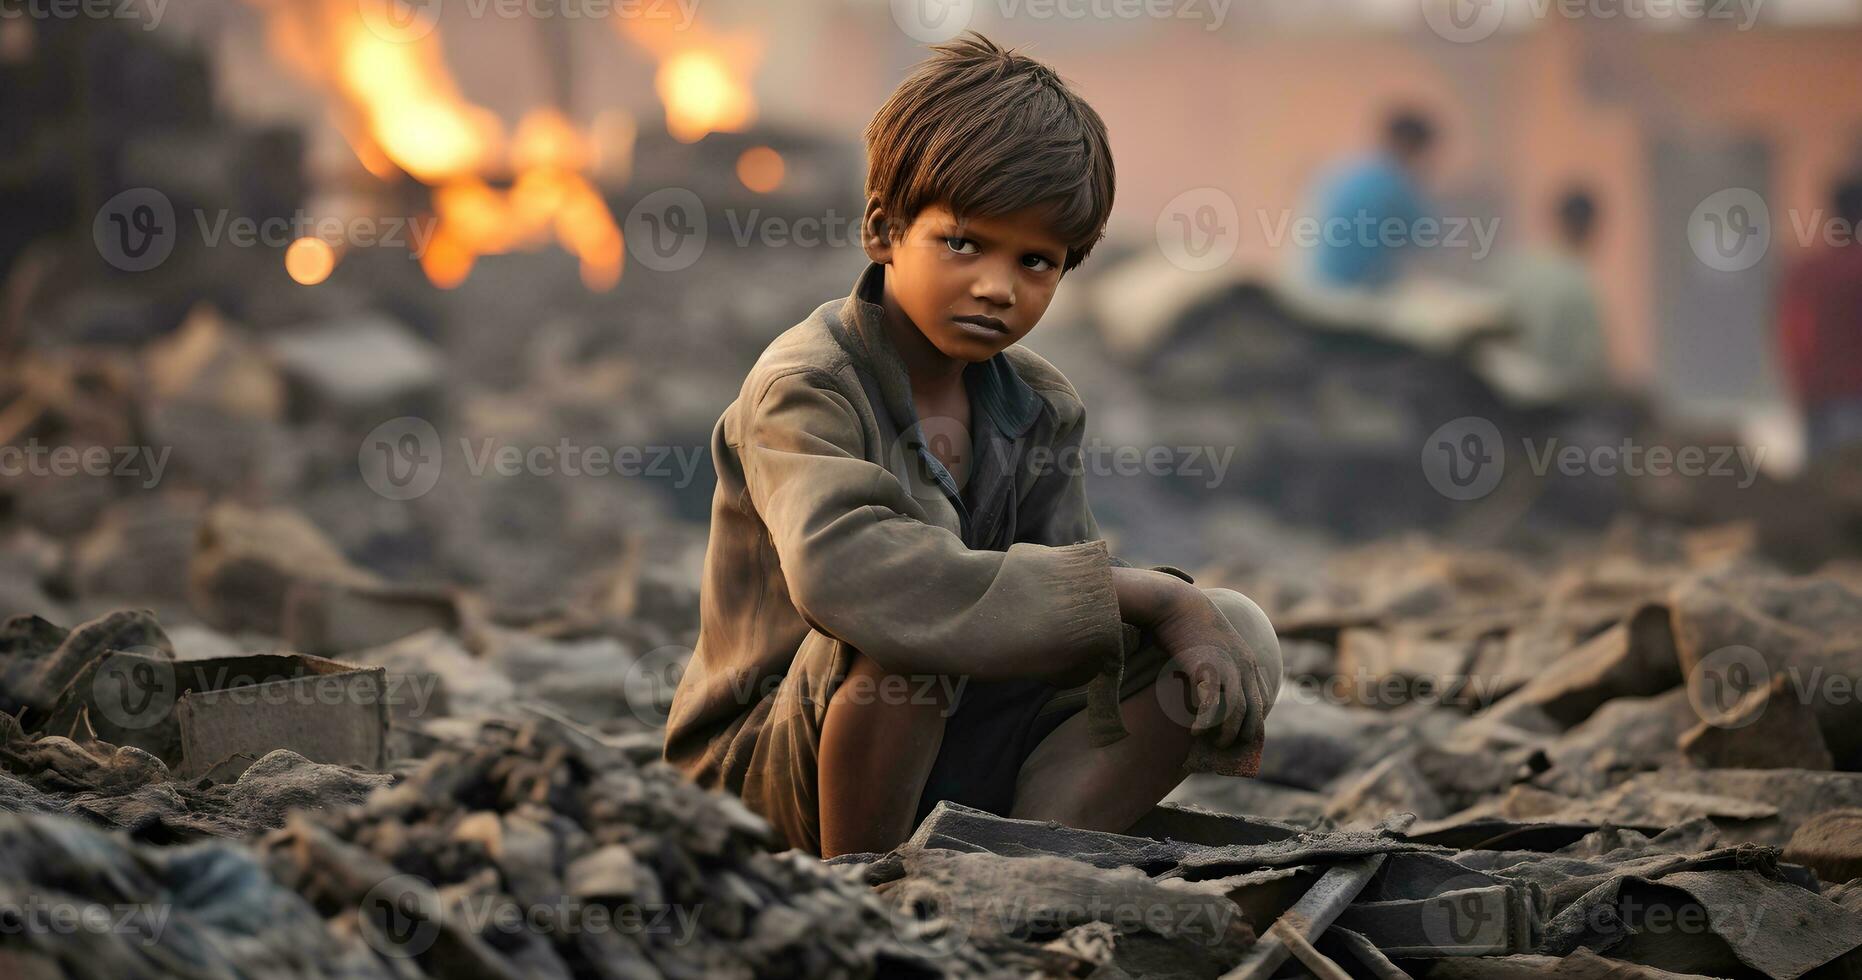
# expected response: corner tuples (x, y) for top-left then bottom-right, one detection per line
(1777, 176), (1862, 458)
(1477, 186), (1611, 406)
(1306, 107), (1437, 290)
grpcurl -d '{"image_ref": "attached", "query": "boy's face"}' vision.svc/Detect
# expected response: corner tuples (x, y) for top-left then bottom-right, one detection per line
(867, 200), (1069, 363)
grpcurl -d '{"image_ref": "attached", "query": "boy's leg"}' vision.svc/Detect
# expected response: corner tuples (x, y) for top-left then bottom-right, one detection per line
(1008, 588), (1282, 832)
(817, 650), (954, 858)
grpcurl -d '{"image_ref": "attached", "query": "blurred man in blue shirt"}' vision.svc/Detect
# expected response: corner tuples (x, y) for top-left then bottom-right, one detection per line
(1308, 109), (1437, 290)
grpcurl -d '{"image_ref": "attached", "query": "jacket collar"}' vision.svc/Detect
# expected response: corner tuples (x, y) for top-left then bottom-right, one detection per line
(831, 260), (1044, 440)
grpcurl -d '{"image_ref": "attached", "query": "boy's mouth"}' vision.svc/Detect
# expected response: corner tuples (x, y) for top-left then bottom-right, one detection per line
(952, 314), (1008, 336)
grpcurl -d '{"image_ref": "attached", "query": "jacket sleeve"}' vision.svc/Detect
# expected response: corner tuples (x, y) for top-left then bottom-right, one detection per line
(1007, 383), (1197, 748)
(740, 369), (1127, 686)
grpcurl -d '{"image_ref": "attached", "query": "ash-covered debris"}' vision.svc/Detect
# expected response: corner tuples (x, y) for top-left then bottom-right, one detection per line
(0, 721), (391, 843)
(3, 528), (1862, 975)
(0, 810), (393, 980)
(0, 713), (1043, 979)
(259, 718), (1042, 979)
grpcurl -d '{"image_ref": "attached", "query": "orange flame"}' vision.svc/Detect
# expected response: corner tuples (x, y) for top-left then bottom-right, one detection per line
(615, 18), (760, 143)
(244, 0), (624, 291)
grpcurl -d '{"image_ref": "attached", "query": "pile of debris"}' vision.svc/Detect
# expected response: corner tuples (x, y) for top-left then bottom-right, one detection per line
(848, 798), (1862, 979)
(3, 509), (1862, 976)
(258, 719), (1025, 979)
(0, 710), (1077, 978)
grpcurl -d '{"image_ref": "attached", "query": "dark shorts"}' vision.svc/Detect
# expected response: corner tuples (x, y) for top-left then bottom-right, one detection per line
(910, 636), (1175, 829)
(909, 677), (1069, 828)
(736, 611), (1192, 856)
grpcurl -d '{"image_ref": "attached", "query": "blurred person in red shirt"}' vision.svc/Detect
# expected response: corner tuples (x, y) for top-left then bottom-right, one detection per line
(1778, 177), (1862, 458)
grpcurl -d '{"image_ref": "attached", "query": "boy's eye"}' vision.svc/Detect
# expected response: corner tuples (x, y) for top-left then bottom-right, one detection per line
(943, 236), (978, 255)
(1023, 254), (1058, 272)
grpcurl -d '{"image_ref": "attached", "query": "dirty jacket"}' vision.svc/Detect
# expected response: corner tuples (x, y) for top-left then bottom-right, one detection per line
(663, 260), (1183, 796)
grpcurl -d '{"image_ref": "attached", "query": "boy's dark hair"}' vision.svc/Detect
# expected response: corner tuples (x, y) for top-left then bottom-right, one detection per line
(863, 31), (1114, 273)
(1383, 107), (1437, 161)
(1556, 185), (1598, 247)
(1833, 176), (1862, 229)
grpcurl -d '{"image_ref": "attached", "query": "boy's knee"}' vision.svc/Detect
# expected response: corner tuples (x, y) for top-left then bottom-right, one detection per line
(1202, 588), (1283, 710)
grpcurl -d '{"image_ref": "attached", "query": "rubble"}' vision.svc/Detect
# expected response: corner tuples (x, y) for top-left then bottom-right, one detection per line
(1785, 810), (1862, 884)
(1677, 672), (1835, 771)
(3, 523), (1862, 977)
(1540, 868), (1862, 977)
(0, 810), (392, 980)
(265, 313), (442, 420)
(256, 719), (1040, 978)
(1, 716), (391, 842)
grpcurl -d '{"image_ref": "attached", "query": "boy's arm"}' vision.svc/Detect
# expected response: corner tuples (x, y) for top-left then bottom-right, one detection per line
(742, 369), (1126, 685)
(1015, 385), (1264, 749)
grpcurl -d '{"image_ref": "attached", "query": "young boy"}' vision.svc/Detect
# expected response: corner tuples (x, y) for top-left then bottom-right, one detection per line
(663, 32), (1282, 859)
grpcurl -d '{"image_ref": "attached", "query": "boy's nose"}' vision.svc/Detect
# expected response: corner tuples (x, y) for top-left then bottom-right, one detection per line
(970, 264), (1015, 308)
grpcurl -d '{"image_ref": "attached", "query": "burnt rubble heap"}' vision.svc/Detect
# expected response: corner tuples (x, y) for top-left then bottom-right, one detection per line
(2, 519), (1862, 976)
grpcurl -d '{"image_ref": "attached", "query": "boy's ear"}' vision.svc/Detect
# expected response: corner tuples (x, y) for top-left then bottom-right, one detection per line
(861, 198), (897, 264)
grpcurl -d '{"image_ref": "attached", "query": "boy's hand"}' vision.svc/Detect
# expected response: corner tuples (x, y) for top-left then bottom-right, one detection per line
(1147, 588), (1269, 750)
